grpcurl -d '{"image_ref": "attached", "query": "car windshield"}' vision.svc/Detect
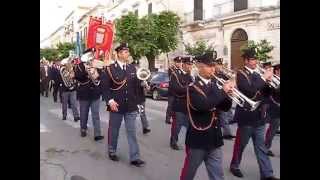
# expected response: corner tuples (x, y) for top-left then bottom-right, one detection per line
(152, 73), (169, 82)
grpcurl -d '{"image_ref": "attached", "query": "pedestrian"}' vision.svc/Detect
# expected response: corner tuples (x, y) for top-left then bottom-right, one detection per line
(40, 60), (50, 97)
(264, 63), (280, 157)
(74, 49), (104, 141)
(166, 57), (183, 124)
(58, 59), (80, 122)
(180, 52), (234, 180)
(169, 56), (193, 150)
(132, 61), (151, 135)
(229, 48), (279, 180)
(101, 42), (145, 167)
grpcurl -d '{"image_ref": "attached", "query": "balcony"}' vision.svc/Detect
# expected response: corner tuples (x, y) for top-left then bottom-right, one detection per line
(182, 9), (206, 26)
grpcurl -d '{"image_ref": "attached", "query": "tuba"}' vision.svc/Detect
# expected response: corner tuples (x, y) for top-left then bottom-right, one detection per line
(60, 58), (76, 90)
(137, 68), (151, 81)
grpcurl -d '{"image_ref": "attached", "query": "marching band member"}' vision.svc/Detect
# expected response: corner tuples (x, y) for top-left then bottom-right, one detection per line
(169, 56), (194, 150)
(74, 48), (104, 141)
(132, 61), (151, 135)
(166, 57), (183, 124)
(229, 48), (280, 180)
(40, 60), (50, 97)
(180, 52), (234, 180)
(214, 58), (236, 140)
(58, 59), (80, 122)
(101, 43), (145, 167)
(264, 63), (280, 157)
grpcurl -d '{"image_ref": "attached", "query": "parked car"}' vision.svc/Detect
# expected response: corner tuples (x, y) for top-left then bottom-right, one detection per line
(145, 72), (169, 100)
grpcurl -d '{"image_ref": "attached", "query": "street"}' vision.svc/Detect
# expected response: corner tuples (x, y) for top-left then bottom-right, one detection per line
(40, 96), (280, 180)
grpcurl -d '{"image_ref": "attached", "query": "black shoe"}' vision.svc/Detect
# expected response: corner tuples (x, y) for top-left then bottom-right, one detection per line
(80, 129), (87, 137)
(170, 143), (180, 150)
(74, 117), (80, 122)
(94, 136), (104, 141)
(130, 159), (145, 167)
(62, 117), (66, 120)
(165, 120), (171, 124)
(108, 153), (119, 161)
(261, 176), (280, 180)
(143, 128), (151, 134)
(230, 168), (244, 178)
(223, 135), (236, 140)
(276, 130), (280, 135)
(267, 150), (275, 157)
(229, 120), (237, 124)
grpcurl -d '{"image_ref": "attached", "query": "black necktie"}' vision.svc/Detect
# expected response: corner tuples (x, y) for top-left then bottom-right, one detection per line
(123, 65), (126, 71)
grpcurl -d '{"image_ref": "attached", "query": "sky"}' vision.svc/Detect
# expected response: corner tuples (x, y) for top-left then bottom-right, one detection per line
(40, 0), (105, 44)
(40, 0), (74, 42)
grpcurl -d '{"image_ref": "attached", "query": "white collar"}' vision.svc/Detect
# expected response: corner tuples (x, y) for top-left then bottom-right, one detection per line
(198, 75), (211, 85)
(116, 60), (127, 69)
(180, 68), (187, 75)
(245, 66), (255, 74)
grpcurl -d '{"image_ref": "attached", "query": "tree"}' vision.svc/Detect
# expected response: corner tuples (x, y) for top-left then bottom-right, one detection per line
(56, 42), (76, 59)
(241, 39), (274, 62)
(185, 40), (215, 56)
(40, 48), (59, 61)
(115, 11), (180, 71)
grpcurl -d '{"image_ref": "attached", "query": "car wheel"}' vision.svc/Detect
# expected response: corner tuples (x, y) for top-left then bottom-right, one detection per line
(152, 89), (159, 100)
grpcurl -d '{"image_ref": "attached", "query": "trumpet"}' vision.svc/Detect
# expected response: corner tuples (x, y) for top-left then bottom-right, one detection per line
(256, 65), (280, 89)
(213, 75), (261, 111)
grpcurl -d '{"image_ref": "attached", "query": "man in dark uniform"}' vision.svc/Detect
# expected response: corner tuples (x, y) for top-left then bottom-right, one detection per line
(169, 56), (194, 150)
(57, 60), (80, 122)
(180, 52), (234, 180)
(229, 48), (280, 180)
(166, 56), (183, 124)
(132, 61), (151, 135)
(40, 60), (50, 97)
(101, 43), (145, 167)
(74, 49), (104, 141)
(50, 62), (62, 103)
(264, 63), (280, 157)
(214, 58), (236, 140)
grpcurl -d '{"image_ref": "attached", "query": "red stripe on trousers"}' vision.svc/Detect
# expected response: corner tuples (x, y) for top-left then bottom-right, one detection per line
(170, 112), (177, 137)
(108, 118), (112, 145)
(231, 127), (241, 164)
(265, 124), (272, 145)
(180, 146), (190, 180)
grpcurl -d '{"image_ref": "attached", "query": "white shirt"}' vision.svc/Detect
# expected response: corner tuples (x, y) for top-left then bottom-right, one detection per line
(198, 75), (211, 85)
(44, 66), (48, 77)
(116, 60), (127, 70)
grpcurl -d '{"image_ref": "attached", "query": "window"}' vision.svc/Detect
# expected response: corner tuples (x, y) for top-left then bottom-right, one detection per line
(135, 9), (138, 16)
(194, 0), (203, 21)
(148, 3), (152, 15)
(234, 0), (248, 12)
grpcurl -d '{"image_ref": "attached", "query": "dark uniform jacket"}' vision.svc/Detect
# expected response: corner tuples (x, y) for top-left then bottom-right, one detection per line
(169, 69), (193, 113)
(74, 62), (102, 100)
(233, 67), (271, 127)
(185, 77), (232, 151)
(168, 65), (179, 97)
(263, 87), (280, 119)
(101, 61), (141, 113)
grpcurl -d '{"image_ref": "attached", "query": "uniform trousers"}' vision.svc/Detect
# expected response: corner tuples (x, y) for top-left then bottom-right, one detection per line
(79, 99), (102, 137)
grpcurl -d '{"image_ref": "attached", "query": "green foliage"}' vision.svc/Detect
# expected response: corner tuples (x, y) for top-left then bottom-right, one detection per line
(56, 42), (76, 59)
(185, 40), (215, 56)
(40, 48), (59, 61)
(115, 11), (180, 69)
(40, 42), (77, 61)
(241, 39), (274, 62)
